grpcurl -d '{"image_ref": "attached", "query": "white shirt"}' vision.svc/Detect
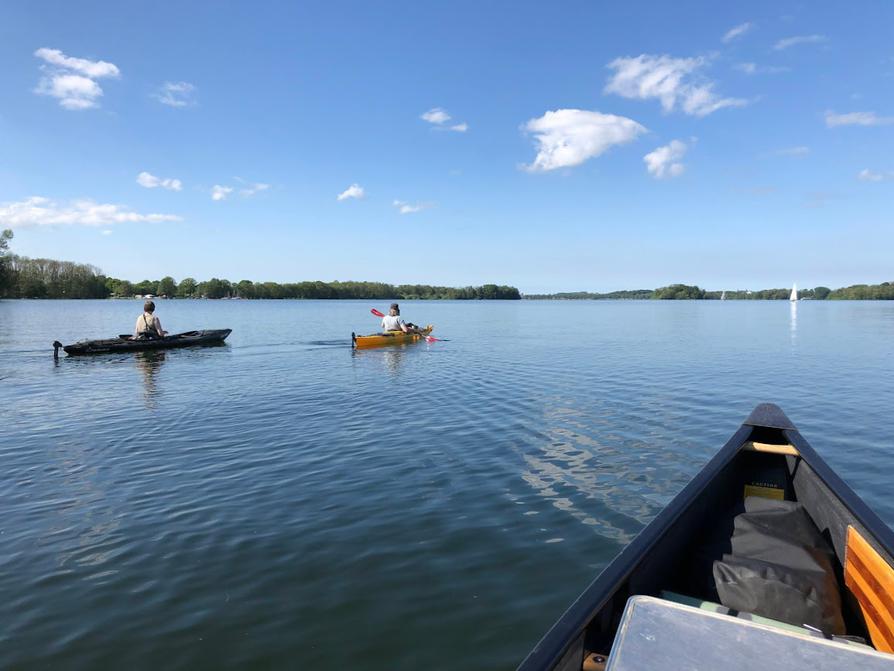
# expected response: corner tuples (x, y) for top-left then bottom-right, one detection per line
(381, 315), (405, 331)
(134, 312), (164, 337)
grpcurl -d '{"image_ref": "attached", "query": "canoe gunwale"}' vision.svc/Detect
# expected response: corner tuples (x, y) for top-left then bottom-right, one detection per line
(516, 422), (753, 670)
(516, 403), (894, 671)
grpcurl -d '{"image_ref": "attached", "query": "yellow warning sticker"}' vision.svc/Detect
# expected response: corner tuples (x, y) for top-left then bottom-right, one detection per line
(744, 484), (785, 500)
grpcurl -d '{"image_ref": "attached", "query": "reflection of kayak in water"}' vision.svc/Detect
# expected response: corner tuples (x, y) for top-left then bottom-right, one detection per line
(352, 326), (433, 349)
(53, 329), (232, 356)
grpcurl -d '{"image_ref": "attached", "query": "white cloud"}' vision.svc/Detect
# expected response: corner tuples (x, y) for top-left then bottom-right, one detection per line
(0, 196), (180, 229)
(644, 140), (688, 179)
(605, 54), (746, 117)
(239, 182), (269, 197)
(722, 22), (753, 43)
(825, 111), (894, 127)
(858, 169), (890, 182)
(34, 48), (119, 79)
(33, 48), (119, 110)
(523, 109), (646, 172)
(211, 179), (269, 200)
(774, 34), (827, 50)
(153, 81), (196, 108)
(775, 146), (809, 157)
(421, 107), (468, 132)
(735, 62), (789, 75)
(337, 183), (365, 201)
(211, 185), (233, 201)
(421, 107), (451, 124)
(136, 171), (182, 191)
(392, 200), (430, 215)
(101, 229), (113, 235)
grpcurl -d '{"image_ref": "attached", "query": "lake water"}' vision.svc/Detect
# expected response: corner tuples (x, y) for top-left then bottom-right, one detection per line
(1, 299), (893, 670)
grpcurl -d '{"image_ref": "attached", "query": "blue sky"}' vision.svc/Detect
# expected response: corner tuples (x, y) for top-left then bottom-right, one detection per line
(1, 1), (892, 293)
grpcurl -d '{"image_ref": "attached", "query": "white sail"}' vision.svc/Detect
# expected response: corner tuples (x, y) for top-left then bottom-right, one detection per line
(721, 291), (726, 300)
(790, 283), (798, 302)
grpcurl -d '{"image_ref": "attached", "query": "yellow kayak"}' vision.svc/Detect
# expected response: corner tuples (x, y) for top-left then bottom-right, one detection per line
(352, 325), (434, 349)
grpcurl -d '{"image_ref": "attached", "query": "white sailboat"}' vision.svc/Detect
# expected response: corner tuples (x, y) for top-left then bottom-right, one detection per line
(721, 291), (726, 301)
(790, 283), (798, 302)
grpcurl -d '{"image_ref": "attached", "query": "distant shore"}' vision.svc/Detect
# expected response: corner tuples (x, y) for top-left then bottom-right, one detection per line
(523, 282), (894, 301)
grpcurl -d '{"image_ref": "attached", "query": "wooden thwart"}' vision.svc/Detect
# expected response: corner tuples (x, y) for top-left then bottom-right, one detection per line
(845, 525), (894, 653)
(741, 441), (799, 456)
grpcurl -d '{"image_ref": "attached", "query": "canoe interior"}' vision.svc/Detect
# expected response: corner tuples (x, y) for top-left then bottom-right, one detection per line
(519, 405), (894, 671)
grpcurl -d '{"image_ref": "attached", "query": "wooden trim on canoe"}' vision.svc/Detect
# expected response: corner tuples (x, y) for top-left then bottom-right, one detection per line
(845, 525), (894, 653)
(740, 441), (800, 456)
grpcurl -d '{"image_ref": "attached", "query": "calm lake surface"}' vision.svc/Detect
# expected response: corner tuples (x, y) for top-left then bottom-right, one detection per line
(2, 299), (893, 670)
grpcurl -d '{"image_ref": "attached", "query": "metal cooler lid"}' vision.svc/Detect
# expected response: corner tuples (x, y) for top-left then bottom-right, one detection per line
(606, 596), (894, 671)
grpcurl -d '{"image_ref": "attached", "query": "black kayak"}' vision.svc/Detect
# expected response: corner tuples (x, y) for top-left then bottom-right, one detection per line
(517, 404), (894, 670)
(53, 329), (232, 356)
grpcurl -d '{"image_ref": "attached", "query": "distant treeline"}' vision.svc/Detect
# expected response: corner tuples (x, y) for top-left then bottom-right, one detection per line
(524, 289), (653, 300)
(525, 283), (894, 300)
(0, 243), (520, 301)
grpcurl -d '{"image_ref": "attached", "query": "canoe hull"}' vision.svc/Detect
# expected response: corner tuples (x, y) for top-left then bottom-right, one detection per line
(352, 326), (433, 349)
(58, 329), (232, 355)
(517, 404), (894, 670)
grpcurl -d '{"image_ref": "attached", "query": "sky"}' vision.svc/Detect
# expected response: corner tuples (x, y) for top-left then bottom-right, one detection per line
(1, 1), (893, 293)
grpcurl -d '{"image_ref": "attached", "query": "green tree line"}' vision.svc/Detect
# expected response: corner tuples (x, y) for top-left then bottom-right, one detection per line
(525, 282), (894, 300)
(0, 234), (520, 300)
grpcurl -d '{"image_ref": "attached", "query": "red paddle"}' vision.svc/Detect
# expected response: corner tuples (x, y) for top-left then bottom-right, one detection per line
(369, 308), (443, 342)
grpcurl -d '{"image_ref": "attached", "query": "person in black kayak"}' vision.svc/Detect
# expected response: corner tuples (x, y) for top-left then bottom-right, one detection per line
(134, 300), (168, 339)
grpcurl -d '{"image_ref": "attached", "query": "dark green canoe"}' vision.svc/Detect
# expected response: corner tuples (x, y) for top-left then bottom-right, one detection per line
(517, 404), (894, 670)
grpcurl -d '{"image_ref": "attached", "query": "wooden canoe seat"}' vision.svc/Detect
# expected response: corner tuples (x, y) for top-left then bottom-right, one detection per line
(741, 441), (800, 456)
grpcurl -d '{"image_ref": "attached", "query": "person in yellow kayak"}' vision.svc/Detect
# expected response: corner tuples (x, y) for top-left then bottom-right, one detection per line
(134, 300), (168, 339)
(381, 303), (419, 333)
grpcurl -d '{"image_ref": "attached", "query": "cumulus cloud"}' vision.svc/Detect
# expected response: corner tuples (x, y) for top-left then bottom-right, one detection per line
(211, 185), (233, 201)
(421, 107), (451, 124)
(153, 81), (197, 108)
(34, 48), (119, 78)
(0, 196), (180, 229)
(825, 111), (894, 127)
(605, 54), (746, 117)
(774, 34), (827, 50)
(644, 140), (688, 179)
(858, 169), (890, 182)
(337, 184), (365, 201)
(421, 107), (468, 132)
(722, 22), (753, 43)
(392, 200), (430, 215)
(33, 48), (119, 110)
(523, 109), (645, 172)
(137, 171), (182, 191)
